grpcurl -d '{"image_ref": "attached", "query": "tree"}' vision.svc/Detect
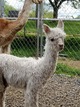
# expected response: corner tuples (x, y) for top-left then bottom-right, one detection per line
(71, 0), (80, 9)
(48, 0), (80, 18)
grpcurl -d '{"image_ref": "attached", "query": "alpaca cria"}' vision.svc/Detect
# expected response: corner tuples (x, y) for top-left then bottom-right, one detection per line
(0, 20), (66, 107)
(0, 0), (42, 54)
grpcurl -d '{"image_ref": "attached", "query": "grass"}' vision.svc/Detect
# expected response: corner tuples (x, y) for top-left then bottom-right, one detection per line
(11, 48), (37, 57)
(61, 36), (80, 60)
(17, 20), (80, 36)
(64, 21), (80, 35)
(56, 63), (80, 76)
(61, 49), (80, 60)
(40, 20), (80, 35)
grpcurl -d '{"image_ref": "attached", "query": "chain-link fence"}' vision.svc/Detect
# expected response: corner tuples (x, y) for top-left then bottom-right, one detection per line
(0, 0), (80, 74)
(0, 0), (80, 106)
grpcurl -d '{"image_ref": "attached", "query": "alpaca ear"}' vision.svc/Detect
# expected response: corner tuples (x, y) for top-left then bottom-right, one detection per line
(43, 24), (51, 34)
(57, 20), (64, 30)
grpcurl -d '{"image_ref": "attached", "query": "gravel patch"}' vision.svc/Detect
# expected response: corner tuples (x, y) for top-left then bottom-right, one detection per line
(4, 74), (80, 107)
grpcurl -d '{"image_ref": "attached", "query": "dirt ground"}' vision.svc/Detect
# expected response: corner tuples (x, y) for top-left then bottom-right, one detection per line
(4, 74), (80, 107)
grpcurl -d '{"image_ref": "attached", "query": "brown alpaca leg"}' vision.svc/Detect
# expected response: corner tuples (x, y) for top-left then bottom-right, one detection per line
(0, 70), (7, 107)
(0, 83), (6, 107)
(0, 92), (5, 107)
(1, 44), (10, 54)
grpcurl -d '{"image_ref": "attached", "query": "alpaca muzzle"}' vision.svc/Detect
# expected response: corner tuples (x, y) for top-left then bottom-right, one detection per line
(59, 44), (64, 50)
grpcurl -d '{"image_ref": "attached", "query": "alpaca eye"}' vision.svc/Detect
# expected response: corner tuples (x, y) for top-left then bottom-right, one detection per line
(50, 38), (54, 42)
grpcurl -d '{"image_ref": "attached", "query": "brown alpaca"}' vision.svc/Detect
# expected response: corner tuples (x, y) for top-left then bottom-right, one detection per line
(0, 0), (42, 54)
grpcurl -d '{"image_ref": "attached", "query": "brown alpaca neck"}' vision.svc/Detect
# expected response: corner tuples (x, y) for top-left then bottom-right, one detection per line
(9, 0), (33, 35)
(0, 0), (33, 47)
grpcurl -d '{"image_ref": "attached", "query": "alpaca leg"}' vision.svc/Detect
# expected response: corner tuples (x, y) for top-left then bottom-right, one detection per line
(36, 94), (39, 107)
(0, 92), (5, 107)
(0, 69), (7, 107)
(1, 44), (11, 54)
(24, 82), (39, 107)
(25, 89), (38, 107)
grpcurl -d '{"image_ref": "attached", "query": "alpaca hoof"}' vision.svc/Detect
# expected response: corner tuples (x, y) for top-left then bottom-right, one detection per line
(32, 0), (42, 4)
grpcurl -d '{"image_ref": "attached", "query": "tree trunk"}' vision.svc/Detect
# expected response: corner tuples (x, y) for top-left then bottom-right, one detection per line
(53, 7), (58, 18)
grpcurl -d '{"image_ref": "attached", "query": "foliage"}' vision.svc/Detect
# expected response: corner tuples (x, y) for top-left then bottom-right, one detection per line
(48, 0), (80, 18)
(71, 0), (80, 9)
(4, 4), (16, 16)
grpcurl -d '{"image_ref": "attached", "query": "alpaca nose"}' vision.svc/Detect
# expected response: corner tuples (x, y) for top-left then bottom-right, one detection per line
(59, 44), (64, 50)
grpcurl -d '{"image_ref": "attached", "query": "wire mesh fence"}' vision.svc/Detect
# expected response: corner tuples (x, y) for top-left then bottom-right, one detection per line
(0, 0), (79, 73)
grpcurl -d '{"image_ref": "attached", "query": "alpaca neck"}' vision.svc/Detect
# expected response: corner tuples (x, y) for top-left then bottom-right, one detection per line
(42, 42), (58, 75)
(38, 43), (58, 82)
(17, 0), (33, 25)
(9, 0), (33, 35)
(43, 43), (58, 64)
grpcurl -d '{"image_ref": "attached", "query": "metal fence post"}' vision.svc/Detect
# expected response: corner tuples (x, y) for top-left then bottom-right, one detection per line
(39, 2), (43, 57)
(0, 0), (4, 17)
(36, 2), (43, 58)
(36, 4), (40, 58)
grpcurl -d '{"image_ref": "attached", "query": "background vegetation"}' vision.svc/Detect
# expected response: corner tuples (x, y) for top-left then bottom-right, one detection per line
(11, 20), (80, 60)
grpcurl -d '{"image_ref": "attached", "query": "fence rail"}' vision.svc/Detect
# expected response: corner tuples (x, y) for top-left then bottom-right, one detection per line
(5, 17), (80, 21)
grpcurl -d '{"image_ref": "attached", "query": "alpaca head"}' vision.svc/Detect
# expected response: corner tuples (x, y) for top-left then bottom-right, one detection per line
(43, 20), (66, 52)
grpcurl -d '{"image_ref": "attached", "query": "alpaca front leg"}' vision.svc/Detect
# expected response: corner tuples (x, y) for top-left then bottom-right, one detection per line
(25, 90), (38, 107)
(24, 86), (38, 107)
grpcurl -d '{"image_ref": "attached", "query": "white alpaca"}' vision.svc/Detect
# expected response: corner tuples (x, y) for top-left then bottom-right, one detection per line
(0, 20), (66, 107)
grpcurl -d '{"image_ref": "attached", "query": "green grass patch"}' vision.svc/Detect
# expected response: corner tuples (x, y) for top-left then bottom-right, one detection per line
(61, 50), (80, 60)
(17, 20), (80, 36)
(56, 63), (80, 76)
(61, 36), (80, 60)
(11, 48), (37, 57)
